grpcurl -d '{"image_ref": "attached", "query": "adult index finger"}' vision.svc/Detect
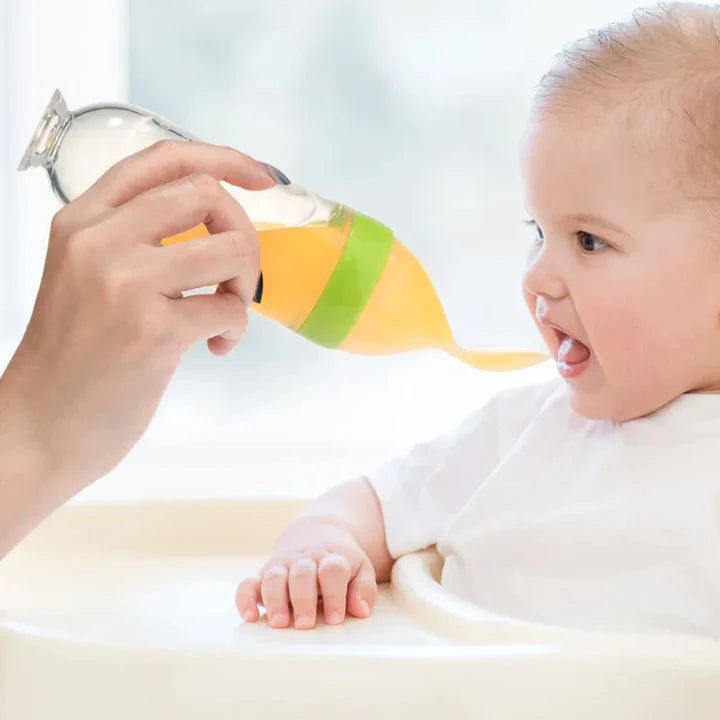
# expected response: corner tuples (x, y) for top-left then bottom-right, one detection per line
(80, 140), (276, 210)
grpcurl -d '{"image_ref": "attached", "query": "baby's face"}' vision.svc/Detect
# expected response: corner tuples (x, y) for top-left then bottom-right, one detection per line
(520, 106), (720, 422)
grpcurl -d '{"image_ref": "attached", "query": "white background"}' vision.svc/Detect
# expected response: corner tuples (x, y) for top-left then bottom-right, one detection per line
(0, 0), (660, 501)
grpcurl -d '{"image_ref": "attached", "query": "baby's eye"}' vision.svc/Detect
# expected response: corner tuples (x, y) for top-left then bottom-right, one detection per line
(523, 220), (609, 253)
(576, 230), (608, 253)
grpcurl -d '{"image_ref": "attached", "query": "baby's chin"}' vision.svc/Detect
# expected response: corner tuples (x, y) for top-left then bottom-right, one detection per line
(568, 394), (625, 422)
(565, 382), (678, 423)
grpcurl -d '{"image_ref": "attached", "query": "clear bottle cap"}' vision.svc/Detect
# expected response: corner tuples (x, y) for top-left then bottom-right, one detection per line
(18, 88), (71, 171)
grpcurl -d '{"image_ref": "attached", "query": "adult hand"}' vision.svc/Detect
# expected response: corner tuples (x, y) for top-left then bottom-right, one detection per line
(0, 140), (274, 555)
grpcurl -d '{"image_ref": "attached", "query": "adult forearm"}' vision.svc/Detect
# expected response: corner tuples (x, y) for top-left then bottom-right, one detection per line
(0, 375), (64, 560)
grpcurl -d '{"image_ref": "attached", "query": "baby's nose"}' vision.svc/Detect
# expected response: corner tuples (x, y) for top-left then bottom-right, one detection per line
(522, 246), (566, 300)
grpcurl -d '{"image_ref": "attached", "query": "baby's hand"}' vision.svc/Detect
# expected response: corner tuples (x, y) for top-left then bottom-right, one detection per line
(235, 521), (378, 630)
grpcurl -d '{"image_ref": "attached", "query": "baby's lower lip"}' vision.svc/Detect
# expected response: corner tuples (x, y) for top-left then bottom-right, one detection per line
(557, 354), (591, 378)
(554, 330), (592, 379)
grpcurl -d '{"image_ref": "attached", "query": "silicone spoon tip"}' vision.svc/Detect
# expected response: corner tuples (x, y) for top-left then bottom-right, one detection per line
(446, 345), (551, 371)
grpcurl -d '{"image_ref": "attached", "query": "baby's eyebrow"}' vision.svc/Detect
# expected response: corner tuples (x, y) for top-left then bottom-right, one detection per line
(563, 212), (628, 236)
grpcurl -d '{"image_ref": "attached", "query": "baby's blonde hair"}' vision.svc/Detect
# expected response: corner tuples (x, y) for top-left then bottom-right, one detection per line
(534, 2), (720, 197)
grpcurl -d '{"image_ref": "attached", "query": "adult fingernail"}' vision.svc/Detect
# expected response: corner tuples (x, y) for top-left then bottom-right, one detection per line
(252, 271), (263, 304)
(263, 162), (291, 185)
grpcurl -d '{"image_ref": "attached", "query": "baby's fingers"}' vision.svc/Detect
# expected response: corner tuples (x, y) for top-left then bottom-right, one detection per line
(235, 576), (262, 622)
(318, 554), (352, 625)
(288, 558), (319, 630)
(346, 559), (377, 619)
(261, 565), (291, 628)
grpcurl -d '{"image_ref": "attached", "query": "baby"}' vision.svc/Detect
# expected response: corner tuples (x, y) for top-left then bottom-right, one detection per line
(236, 1), (720, 637)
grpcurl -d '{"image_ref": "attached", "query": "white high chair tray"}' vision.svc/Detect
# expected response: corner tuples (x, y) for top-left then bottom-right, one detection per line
(1, 498), (720, 718)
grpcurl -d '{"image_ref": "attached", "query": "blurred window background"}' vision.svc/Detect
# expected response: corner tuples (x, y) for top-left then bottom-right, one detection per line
(1, 0), (652, 500)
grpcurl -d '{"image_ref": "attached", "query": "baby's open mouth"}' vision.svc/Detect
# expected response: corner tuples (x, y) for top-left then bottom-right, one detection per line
(553, 328), (591, 366)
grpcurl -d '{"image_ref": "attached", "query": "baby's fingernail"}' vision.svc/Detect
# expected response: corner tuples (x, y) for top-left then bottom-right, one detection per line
(358, 600), (370, 617)
(326, 611), (343, 625)
(242, 609), (256, 622)
(270, 613), (288, 627)
(295, 614), (313, 629)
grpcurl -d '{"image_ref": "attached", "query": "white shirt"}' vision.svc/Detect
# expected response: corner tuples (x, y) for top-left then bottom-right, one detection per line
(366, 377), (720, 637)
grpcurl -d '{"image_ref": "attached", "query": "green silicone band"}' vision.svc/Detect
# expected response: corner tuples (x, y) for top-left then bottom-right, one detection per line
(298, 211), (393, 348)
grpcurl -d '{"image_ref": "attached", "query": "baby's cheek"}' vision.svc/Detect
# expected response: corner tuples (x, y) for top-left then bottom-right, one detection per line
(590, 301), (682, 400)
(591, 303), (651, 365)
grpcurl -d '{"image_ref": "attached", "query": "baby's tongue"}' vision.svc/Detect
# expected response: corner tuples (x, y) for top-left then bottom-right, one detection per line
(558, 335), (591, 364)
